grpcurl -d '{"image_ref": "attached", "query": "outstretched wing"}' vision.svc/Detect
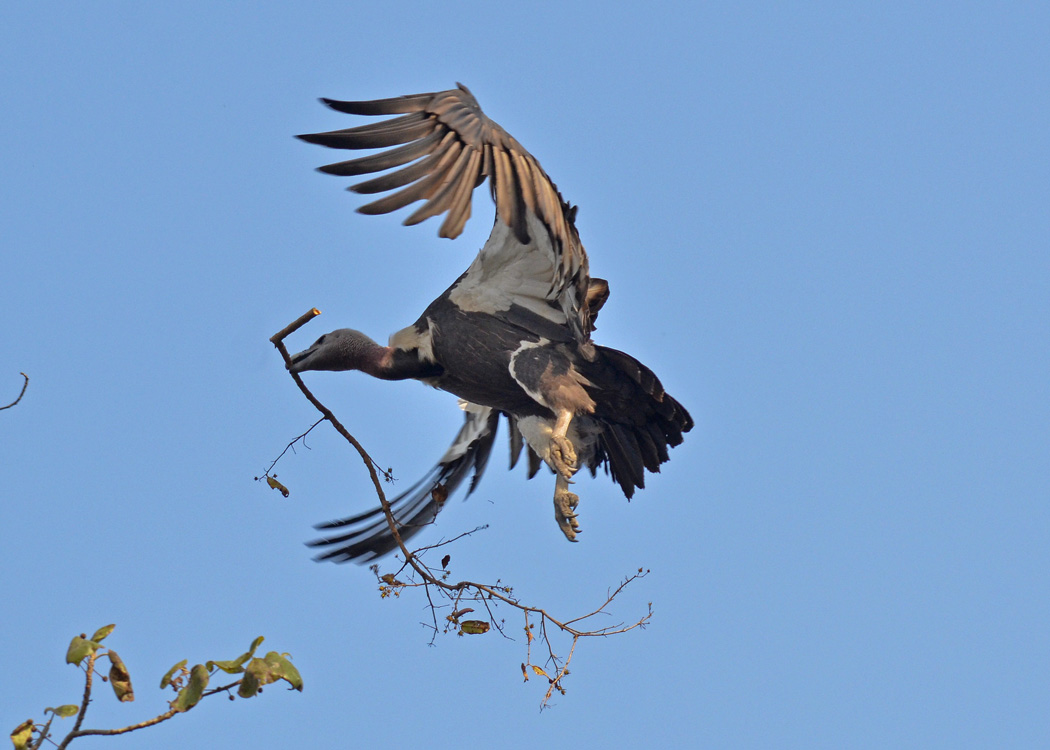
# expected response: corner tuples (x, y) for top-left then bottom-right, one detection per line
(309, 402), (506, 563)
(298, 84), (595, 342)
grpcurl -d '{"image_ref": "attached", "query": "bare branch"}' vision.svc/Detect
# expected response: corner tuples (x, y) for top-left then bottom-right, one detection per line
(271, 309), (396, 484)
(272, 311), (652, 708)
(1, 372), (29, 410)
(269, 308), (322, 345)
(258, 418), (324, 480)
(60, 708), (180, 744)
(57, 678), (240, 744)
(68, 652), (97, 738)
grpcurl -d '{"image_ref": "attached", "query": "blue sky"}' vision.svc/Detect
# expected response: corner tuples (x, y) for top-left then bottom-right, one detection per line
(3, 2), (1048, 747)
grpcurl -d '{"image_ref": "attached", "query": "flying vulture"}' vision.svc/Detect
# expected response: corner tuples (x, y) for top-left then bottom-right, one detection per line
(290, 84), (693, 562)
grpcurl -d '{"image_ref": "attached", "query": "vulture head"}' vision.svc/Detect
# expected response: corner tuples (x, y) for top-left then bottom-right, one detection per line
(288, 329), (383, 374)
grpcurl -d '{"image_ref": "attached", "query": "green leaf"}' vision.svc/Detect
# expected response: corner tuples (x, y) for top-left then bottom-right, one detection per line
(206, 658), (246, 675)
(90, 624), (116, 643)
(458, 620), (490, 635)
(236, 649), (303, 699)
(65, 635), (100, 666)
(10, 719), (34, 750)
(106, 651), (134, 702)
(159, 659), (187, 689)
(44, 705), (79, 718)
(263, 652), (303, 692)
(209, 635), (265, 675)
(237, 659), (264, 698)
(172, 664), (209, 713)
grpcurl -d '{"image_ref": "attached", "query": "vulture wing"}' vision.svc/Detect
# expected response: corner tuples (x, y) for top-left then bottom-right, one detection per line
(307, 401), (537, 563)
(298, 84), (595, 342)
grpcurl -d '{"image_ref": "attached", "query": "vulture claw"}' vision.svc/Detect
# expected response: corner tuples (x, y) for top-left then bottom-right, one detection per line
(549, 434), (578, 480)
(554, 486), (581, 542)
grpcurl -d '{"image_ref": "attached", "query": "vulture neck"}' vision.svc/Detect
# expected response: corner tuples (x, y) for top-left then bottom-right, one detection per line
(290, 330), (441, 382)
(372, 345), (441, 381)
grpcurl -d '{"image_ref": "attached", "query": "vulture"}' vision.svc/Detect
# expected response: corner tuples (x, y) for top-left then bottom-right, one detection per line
(290, 84), (693, 562)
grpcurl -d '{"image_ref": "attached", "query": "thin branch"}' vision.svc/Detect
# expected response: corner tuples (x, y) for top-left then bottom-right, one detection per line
(272, 311), (652, 708)
(271, 309), (395, 483)
(28, 715), (54, 750)
(1, 372), (29, 410)
(57, 679), (245, 745)
(53, 651), (98, 750)
(259, 418), (324, 478)
(269, 308), (322, 345)
(62, 708), (180, 742)
(272, 311), (405, 545)
(70, 653), (96, 735)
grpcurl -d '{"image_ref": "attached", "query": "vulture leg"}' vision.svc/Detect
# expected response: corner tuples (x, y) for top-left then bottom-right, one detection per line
(551, 409), (582, 542)
(549, 409), (578, 481)
(553, 474), (581, 542)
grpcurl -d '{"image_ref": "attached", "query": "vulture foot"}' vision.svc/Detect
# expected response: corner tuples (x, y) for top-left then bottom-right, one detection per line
(553, 485), (581, 542)
(549, 434), (578, 480)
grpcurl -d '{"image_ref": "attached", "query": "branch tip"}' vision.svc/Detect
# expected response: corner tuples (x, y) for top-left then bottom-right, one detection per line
(1, 372), (29, 410)
(270, 308), (322, 346)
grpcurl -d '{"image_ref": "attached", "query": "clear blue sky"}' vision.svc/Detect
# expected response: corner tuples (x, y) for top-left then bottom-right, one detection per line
(3, 2), (1048, 747)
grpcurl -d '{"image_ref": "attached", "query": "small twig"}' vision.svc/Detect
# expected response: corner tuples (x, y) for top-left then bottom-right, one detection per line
(1, 372), (29, 410)
(29, 715), (54, 750)
(53, 651), (98, 750)
(55, 668), (256, 747)
(542, 634), (580, 705)
(410, 525), (489, 557)
(269, 309), (322, 346)
(61, 708), (180, 743)
(260, 418), (324, 478)
(271, 309), (395, 484)
(71, 653), (96, 734)
(201, 679), (243, 698)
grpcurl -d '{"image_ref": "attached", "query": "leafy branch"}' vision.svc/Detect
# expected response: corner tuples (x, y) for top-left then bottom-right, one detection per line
(10, 624), (301, 750)
(268, 309), (652, 709)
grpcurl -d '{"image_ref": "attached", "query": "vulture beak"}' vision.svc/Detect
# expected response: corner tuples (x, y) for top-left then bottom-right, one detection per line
(288, 345), (316, 372)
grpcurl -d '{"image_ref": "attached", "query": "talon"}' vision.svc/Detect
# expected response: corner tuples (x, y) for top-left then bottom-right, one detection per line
(550, 434), (578, 480)
(554, 485), (581, 542)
